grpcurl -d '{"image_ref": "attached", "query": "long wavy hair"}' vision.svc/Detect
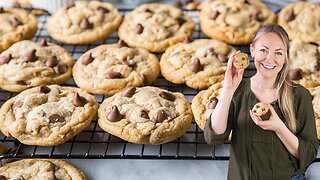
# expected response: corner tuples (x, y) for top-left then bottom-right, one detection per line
(252, 24), (297, 133)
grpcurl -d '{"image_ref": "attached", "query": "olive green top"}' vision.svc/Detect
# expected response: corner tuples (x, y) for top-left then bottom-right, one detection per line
(204, 78), (318, 180)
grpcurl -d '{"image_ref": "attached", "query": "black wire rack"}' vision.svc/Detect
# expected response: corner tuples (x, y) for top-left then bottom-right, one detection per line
(0, 9), (319, 163)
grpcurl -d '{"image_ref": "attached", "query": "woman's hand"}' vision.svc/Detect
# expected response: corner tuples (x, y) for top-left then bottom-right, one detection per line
(249, 104), (286, 133)
(223, 51), (245, 92)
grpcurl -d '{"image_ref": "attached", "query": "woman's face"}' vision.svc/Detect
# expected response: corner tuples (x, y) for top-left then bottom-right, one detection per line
(250, 32), (287, 79)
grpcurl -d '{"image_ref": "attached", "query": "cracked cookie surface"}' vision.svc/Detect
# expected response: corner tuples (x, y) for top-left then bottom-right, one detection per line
(0, 85), (98, 146)
(98, 86), (192, 144)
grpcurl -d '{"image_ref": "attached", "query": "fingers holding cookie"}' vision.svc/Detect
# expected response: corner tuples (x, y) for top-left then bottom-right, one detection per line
(233, 52), (250, 69)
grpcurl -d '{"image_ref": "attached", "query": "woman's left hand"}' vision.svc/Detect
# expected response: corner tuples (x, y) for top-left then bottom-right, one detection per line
(249, 104), (286, 133)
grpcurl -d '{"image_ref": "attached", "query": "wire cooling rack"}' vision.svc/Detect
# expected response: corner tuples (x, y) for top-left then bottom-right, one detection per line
(0, 9), (319, 163)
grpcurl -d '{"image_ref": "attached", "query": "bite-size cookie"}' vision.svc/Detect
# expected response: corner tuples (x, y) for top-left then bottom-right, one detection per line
(233, 52), (249, 69)
(288, 39), (320, 89)
(73, 42), (160, 96)
(160, 39), (235, 89)
(98, 86), (193, 144)
(0, 40), (74, 92)
(47, 1), (122, 44)
(0, 159), (86, 179)
(278, 1), (320, 44)
(309, 87), (320, 140)
(118, 3), (195, 53)
(0, 85), (98, 146)
(199, 0), (276, 45)
(0, 7), (37, 52)
(252, 102), (269, 117)
(191, 82), (222, 130)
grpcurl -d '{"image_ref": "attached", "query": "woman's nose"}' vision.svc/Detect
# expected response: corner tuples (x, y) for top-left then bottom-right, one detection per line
(265, 52), (275, 62)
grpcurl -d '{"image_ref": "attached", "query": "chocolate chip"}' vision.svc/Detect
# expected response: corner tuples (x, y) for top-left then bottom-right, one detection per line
(12, 17), (22, 27)
(141, 110), (149, 119)
(40, 110), (46, 117)
(66, 3), (75, 9)
(117, 39), (128, 48)
(38, 38), (48, 47)
(251, 11), (263, 21)
(16, 80), (30, 85)
(208, 97), (218, 109)
(106, 71), (122, 79)
(0, 7), (4, 13)
(121, 87), (136, 97)
(135, 24), (144, 34)
(142, 73), (149, 85)
(284, 10), (295, 22)
(244, 0), (250, 4)
(176, 17), (186, 26)
(210, 10), (220, 20)
(173, 1), (183, 8)
(12, 100), (23, 109)
(57, 64), (66, 74)
(157, 110), (168, 123)
(0, 175), (6, 180)
(218, 54), (228, 63)
(49, 114), (65, 123)
(23, 49), (37, 62)
(262, 108), (265, 111)
(0, 158), (16, 166)
(122, 60), (135, 68)
(183, 36), (193, 43)
(159, 91), (176, 101)
(205, 48), (215, 57)
(107, 105), (122, 122)
(289, 68), (302, 80)
(253, 110), (256, 113)
(257, 105), (260, 108)
(81, 53), (94, 65)
(0, 54), (12, 64)
(46, 171), (56, 180)
(38, 85), (51, 94)
(46, 56), (59, 67)
(80, 18), (93, 29)
(73, 93), (87, 107)
(97, 6), (109, 13)
(189, 58), (202, 73)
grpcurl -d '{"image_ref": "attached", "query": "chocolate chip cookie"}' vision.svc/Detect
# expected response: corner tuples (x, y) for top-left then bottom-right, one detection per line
(0, 159), (86, 179)
(191, 82), (222, 130)
(118, 3), (195, 53)
(72, 42), (160, 96)
(98, 86), (193, 144)
(278, 1), (320, 44)
(160, 39), (235, 89)
(0, 7), (37, 52)
(0, 40), (74, 92)
(0, 85), (98, 146)
(234, 52), (249, 69)
(252, 102), (269, 117)
(288, 39), (320, 89)
(199, 0), (276, 45)
(47, 1), (122, 44)
(310, 86), (320, 140)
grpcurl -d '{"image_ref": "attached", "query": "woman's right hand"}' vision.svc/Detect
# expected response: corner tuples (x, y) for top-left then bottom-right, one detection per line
(223, 51), (245, 92)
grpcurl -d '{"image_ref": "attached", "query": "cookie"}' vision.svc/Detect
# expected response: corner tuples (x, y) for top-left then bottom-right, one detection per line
(278, 1), (320, 44)
(47, 1), (122, 44)
(233, 52), (249, 69)
(0, 40), (74, 92)
(309, 87), (320, 140)
(288, 39), (320, 89)
(72, 42), (160, 96)
(191, 82), (222, 130)
(199, 0), (276, 45)
(98, 86), (193, 144)
(160, 39), (236, 89)
(0, 85), (98, 146)
(118, 3), (195, 53)
(252, 102), (270, 120)
(0, 159), (86, 179)
(0, 7), (38, 52)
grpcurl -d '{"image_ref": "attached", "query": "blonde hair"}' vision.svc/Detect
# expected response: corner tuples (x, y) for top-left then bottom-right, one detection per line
(252, 24), (297, 133)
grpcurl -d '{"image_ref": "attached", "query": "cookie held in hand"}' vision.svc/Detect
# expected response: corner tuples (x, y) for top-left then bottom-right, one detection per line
(233, 52), (249, 69)
(252, 102), (270, 120)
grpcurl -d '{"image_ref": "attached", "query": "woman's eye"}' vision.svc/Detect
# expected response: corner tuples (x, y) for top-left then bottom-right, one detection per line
(260, 49), (267, 53)
(275, 52), (283, 56)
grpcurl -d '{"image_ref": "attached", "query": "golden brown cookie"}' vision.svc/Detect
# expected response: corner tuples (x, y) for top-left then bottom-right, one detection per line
(0, 7), (37, 52)
(199, 0), (276, 45)
(233, 52), (249, 69)
(278, 1), (320, 44)
(160, 39), (235, 89)
(0, 40), (74, 92)
(0, 85), (98, 146)
(98, 86), (193, 144)
(47, 1), (122, 44)
(0, 159), (86, 179)
(72, 43), (160, 96)
(118, 3), (195, 53)
(252, 102), (269, 117)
